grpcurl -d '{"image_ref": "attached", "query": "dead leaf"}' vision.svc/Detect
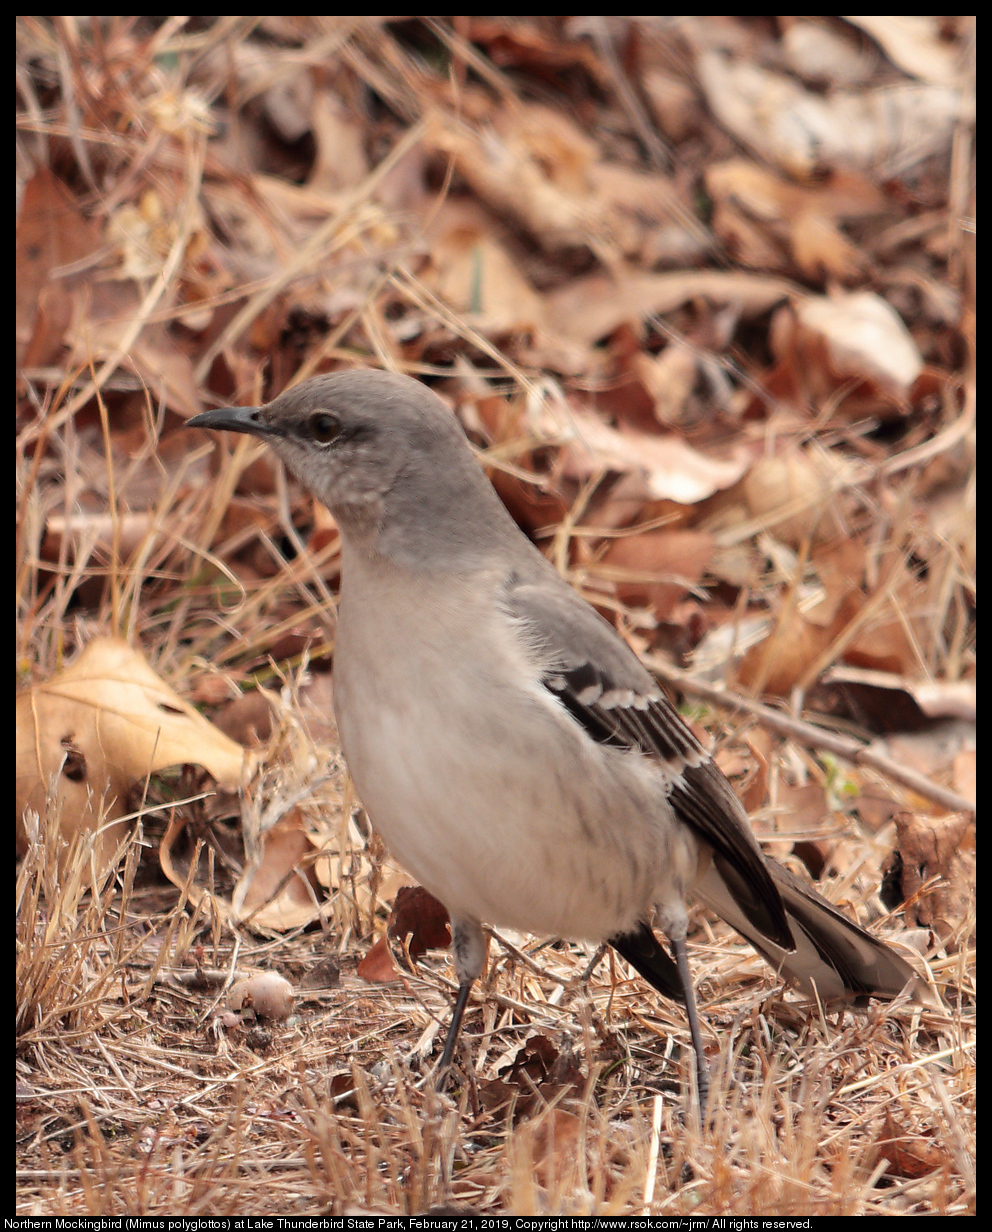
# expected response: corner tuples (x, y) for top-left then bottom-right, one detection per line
(875, 1110), (950, 1180)
(589, 161), (696, 264)
(425, 200), (548, 336)
(468, 17), (605, 81)
(550, 404), (752, 505)
(544, 269), (797, 350)
(780, 21), (876, 88)
(598, 529), (714, 620)
(231, 806), (324, 930)
(387, 885), (451, 959)
(794, 292), (923, 404)
(770, 783), (831, 841)
(422, 98), (597, 252)
(212, 690), (276, 745)
(953, 747), (976, 805)
(740, 728), (773, 815)
(696, 48), (962, 177)
(642, 67), (704, 141)
(742, 447), (855, 547)
(308, 89), (371, 194)
(357, 935), (400, 984)
(520, 1109), (585, 1193)
(631, 343), (701, 428)
(736, 590), (862, 696)
(706, 160), (885, 281)
(16, 637), (250, 873)
(847, 17), (962, 87)
(758, 292), (925, 421)
(893, 811), (975, 946)
(16, 167), (104, 368)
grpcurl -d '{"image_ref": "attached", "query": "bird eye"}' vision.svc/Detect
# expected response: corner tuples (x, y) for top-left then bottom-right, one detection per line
(309, 412), (339, 445)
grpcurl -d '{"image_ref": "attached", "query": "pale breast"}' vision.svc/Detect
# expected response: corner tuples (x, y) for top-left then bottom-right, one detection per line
(332, 564), (701, 941)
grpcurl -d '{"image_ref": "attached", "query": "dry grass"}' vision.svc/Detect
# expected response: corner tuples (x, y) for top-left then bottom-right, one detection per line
(16, 17), (974, 1217)
(16, 784), (974, 1216)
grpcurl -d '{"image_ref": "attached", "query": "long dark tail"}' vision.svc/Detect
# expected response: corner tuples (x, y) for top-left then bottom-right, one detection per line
(610, 921), (684, 1001)
(610, 857), (933, 1007)
(695, 854), (935, 1005)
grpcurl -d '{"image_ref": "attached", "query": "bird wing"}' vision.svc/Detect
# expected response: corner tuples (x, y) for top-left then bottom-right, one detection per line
(502, 575), (793, 951)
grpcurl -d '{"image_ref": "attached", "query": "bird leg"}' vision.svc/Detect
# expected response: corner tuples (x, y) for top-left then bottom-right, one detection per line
(669, 931), (710, 1113)
(439, 978), (474, 1076)
(435, 915), (487, 1085)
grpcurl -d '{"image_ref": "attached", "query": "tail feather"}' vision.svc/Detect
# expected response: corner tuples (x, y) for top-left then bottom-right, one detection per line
(609, 922), (684, 1002)
(695, 856), (936, 1007)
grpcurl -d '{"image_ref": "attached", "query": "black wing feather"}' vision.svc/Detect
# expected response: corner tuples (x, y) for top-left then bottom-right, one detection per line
(505, 577), (794, 952)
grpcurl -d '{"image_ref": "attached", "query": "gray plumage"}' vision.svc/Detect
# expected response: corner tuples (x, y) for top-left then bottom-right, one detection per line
(189, 370), (932, 1106)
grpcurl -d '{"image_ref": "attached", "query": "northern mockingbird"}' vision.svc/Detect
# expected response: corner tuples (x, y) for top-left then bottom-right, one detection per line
(189, 370), (930, 1106)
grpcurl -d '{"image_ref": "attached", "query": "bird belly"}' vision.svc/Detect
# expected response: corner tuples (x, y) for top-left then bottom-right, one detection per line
(334, 634), (700, 942)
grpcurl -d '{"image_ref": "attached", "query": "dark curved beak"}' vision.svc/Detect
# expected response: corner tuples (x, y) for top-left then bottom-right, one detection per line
(187, 405), (274, 437)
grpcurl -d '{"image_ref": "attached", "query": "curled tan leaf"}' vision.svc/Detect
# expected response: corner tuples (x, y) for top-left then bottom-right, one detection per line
(16, 637), (251, 874)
